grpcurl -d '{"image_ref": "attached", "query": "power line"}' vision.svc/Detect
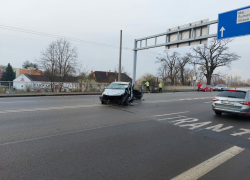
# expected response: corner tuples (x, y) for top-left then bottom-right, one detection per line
(0, 24), (162, 56)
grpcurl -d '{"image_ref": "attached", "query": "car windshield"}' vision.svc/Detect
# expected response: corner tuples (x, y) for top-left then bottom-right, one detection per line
(217, 91), (246, 99)
(216, 85), (222, 87)
(201, 85), (206, 87)
(107, 83), (129, 89)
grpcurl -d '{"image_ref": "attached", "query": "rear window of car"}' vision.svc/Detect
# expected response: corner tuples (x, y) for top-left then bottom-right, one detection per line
(217, 91), (246, 99)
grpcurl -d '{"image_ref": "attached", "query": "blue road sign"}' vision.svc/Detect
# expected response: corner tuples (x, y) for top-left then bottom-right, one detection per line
(217, 6), (250, 40)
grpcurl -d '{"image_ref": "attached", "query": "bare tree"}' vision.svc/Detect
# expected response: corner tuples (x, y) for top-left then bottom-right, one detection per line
(178, 56), (190, 85)
(114, 64), (130, 76)
(37, 39), (78, 92)
(187, 38), (240, 85)
(156, 50), (180, 85)
(156, 63), (169, 84)
(137, 73), (157, 86)
(37, 43), (58, 92)
(55, 39), (78, 92)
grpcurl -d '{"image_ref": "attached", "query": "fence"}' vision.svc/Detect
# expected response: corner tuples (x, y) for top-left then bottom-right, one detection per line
(0, 81), (109, 93)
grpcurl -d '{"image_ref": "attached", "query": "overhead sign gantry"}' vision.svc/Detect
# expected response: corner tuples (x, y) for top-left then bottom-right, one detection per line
(132, 5), (250, 86)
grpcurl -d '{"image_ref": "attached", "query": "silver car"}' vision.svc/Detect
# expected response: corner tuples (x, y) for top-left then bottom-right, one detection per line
(212, 89), (250, 115)
(213, 84), (227, 91)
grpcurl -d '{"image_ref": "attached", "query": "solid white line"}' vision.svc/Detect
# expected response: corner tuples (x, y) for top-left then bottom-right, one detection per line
(0, 101), (36, 103)
(0, 104), (101, 114)
(171, 146), (244, 180)
(155, 111), (189, 117)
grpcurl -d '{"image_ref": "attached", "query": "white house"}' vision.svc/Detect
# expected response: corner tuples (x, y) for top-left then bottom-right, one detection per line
(13, 74), (79, 92)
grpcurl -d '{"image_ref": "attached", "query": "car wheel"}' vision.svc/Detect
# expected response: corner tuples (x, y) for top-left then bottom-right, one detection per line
(124, 98), (129, 106)
(210, 89), (212, 92)
(215, 111), (222, 115)
(101, 100), (106, 104)
(204, 89), (207, 92)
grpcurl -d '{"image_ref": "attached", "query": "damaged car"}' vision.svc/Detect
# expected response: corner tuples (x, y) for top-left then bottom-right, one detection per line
(99, 82), (143, 106)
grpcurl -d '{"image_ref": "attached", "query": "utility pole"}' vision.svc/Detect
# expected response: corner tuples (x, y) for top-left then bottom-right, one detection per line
(118, 30), (122, 81)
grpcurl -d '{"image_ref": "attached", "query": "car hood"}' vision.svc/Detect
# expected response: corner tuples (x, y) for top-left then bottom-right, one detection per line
(103, 89), (125, 96)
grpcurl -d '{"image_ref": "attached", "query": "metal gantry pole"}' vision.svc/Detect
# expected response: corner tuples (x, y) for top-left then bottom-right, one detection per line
(132, 40), (137, 86)
(118, 30), (122, 81)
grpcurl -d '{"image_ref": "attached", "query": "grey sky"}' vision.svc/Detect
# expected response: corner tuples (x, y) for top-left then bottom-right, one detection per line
(0, 0), (249, 80)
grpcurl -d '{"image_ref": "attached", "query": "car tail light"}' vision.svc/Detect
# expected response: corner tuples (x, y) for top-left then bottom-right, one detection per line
(213, 98), (219, 101)
(240, 111), (249, 113)
(238, 101), (250, 106)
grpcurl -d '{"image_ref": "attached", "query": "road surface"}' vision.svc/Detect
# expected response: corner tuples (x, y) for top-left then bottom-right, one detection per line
(1, 92), (250, 179)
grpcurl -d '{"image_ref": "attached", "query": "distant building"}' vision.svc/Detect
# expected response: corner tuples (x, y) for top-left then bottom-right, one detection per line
(91, 71), (132, 83)
(13, 74), (78, 91)
(0, 65), (42, 79)
(226, 75), (241, 84)
(0, 65), (6, 79)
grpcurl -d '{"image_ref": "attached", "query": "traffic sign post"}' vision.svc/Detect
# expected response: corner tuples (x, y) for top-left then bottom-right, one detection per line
(217, 6), (250, 40)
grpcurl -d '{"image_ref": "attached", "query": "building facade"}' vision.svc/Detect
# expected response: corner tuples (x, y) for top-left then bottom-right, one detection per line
(226, 75), (241, 85)
(13, 74), (78, 91)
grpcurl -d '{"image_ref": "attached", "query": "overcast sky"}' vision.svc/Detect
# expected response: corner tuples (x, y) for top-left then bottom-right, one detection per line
(0, 0), (249, 81)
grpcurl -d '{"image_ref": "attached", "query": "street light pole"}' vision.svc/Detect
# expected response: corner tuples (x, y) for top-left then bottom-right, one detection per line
(118, 30), (122, 81)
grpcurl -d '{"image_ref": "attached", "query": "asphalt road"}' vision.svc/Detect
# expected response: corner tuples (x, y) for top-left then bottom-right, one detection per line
(0, 92), (250, 180)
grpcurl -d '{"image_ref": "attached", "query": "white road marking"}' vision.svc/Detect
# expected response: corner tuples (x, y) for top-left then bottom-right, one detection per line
(146, 97), (213, 104)
(179, 121), (212, 130)
(0, 104), (101, 114)
(172, 118), (199, 125)
(231, 128), (250, 136)
(0, 101), (36, 103)
(206, 124), (234, 132)
(171, 146), (244, 180)
(155, 111), (189, 117)
(203, 101), (212, 103)
(157, 116), (186, 121)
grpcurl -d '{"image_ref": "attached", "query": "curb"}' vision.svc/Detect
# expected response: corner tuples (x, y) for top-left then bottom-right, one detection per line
(0, 92), (102, 98)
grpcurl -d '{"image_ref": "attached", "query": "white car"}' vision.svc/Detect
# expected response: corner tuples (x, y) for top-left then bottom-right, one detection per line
(99, 82), (143, 106)
(213, 84), (227, 91)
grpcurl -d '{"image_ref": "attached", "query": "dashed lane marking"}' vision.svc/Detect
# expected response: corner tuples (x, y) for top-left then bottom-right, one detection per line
(203, 101), (212, 103)
(171, 146), (244, 180)
(154, 111), (189, 117)
(145, 97), (213, 104)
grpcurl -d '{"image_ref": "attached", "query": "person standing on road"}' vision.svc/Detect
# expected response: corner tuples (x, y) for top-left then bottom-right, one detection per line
(197, 82), (201, 92)
(145, 81), (150, 93)
(158, 82), (163, 93)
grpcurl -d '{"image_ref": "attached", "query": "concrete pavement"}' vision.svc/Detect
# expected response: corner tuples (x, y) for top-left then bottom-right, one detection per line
(1, 92), (250, 179)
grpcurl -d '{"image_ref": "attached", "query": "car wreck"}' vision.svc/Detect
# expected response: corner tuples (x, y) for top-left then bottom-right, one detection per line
(99, 82), (143, 106)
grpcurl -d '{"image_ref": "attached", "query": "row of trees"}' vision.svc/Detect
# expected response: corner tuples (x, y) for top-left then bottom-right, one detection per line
(155, 38), (240, 85)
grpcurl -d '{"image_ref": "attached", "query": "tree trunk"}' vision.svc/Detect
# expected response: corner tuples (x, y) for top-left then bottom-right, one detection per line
(207, 73), (212, 85)
(181, 69), (184, 85)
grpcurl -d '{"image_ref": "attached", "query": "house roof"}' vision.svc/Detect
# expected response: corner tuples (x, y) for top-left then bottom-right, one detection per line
(24, 74), (78, 82)
(93, 71), (132, 83)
